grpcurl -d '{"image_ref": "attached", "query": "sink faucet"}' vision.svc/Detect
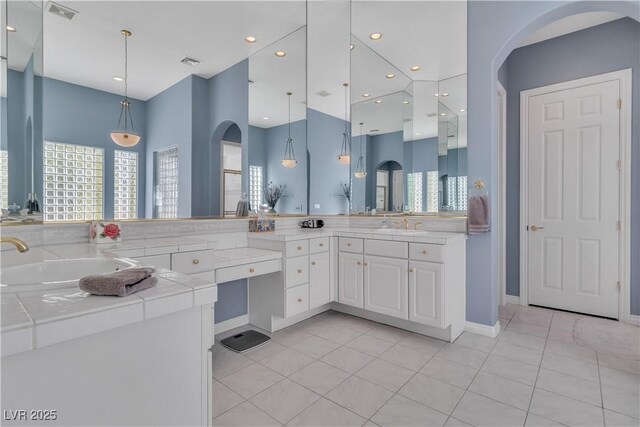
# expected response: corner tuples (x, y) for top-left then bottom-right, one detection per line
(414, 222), (423, 230)
(0, 237), (29, 252)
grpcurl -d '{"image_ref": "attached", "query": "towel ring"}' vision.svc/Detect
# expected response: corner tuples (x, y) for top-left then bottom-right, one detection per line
(469, 179), (488, 197)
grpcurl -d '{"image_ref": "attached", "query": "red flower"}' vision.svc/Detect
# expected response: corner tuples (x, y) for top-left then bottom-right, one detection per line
(102, 223), (121, 239)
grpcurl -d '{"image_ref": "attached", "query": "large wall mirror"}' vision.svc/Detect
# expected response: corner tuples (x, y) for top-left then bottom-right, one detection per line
(1, 1), (306, 223)
(349, 1), (467, 215)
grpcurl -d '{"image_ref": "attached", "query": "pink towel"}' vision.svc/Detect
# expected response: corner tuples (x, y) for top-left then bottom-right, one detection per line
(468, 195), (490, 234)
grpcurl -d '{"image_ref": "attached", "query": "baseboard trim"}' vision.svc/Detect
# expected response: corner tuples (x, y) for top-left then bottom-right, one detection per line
(628, 315), (640, 326)
(465, 320), (501, 338)
(215, 314), (249, 334)
(503, 295), (521, 305)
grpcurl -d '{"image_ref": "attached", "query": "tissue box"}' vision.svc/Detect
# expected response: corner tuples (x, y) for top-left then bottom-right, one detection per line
(249, 219), (275, 232)
(89, 221), (122, 243)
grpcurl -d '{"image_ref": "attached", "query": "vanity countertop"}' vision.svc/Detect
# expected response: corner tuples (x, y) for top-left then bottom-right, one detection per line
(247, 227), (466, 244)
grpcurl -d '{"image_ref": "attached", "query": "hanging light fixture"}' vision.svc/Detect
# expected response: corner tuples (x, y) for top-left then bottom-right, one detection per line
(354, 122), (367, 178)
(281, 92), (297, 168)
(110, 29), (140, 147)
(337, 83), (351, 164)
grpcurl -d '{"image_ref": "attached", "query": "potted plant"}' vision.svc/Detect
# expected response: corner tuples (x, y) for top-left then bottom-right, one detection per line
(264, 182), (285, 213)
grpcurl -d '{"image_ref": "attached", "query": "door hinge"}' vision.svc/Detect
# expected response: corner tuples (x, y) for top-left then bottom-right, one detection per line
(617, 160), (622, 170)
(616, 281), (621, 292)
(617, 99), (622, 109)
(616, 221), (621, 231)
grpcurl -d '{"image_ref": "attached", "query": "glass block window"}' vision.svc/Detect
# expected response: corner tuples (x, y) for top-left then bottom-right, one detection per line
(456, 176), (468, 211)
(0, 150), (8, 209)
(153, 146), (179, 219)
(114, 150), (138, 220)
(407, 172), (423, 212)
(426, 171), (438, 213)
(43, 141), (104, 221)
(249, 165), (263, 211)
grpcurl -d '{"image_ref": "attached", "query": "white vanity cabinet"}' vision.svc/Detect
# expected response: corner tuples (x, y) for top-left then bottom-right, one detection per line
(408, 260), (443, 327)
(309, 251), (331, 308)
(364, 255), (408, 319)
(338, 251), (364, 308)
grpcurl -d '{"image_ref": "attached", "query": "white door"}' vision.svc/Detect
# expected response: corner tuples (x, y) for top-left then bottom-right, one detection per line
(364, 255), (408, 319)
(338, 252), (364, 308)
(309, 252), (330, 309)
(409, 260), (444, 328)
(526, 78), (620, 318)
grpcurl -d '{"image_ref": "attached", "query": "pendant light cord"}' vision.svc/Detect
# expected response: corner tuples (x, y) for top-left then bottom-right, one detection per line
(124, 32), (128, 132)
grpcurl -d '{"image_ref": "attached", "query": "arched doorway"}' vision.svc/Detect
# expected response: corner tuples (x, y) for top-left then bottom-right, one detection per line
(375, 160), (403, 212)
(211, 121), (242, 216)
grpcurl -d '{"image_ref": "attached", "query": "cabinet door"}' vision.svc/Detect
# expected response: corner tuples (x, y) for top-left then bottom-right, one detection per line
(309, 252), (331, 309)
(364, 255), (408, 319)
(338, 252), (364, 308)
(409, 260), (444, 327)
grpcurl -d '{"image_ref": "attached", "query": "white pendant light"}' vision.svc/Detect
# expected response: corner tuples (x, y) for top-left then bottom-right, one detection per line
(281, 92), (297, 168)
(354, 122), (367, 178)
(337, 83), (351, 164)
(111, 29), (140, 147)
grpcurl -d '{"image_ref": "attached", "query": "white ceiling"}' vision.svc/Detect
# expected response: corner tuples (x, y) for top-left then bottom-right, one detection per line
(519, 11), (624, 47)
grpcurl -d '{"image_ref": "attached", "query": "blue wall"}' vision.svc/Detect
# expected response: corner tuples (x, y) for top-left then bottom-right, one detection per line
(6, 69), (26, 206)
(500, 18), (640, 313)
(467, 1), (639, 326)
(307, 108), (350, 214)
(43, 77), (146, 219)
(145, 76), (193, 218)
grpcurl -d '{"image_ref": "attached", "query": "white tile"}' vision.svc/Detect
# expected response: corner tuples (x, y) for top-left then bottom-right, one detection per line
(346, 334), (394, 357)
(250, 379), (320, 424)
(444, 417), (473, 427)
(313, 325), (363, 345)
(544, 338), (597, 363)
(290, 335), (340, 359)
(541, 352), (600, 382)
(212, 380), (244, 418)
(144, 291), (193, 319)
(355, 358), (415, 392)
(507, 320), (549, 338)
(1, 327), (33, 357)
(243, 341), (287, 362)
(320, 346), (374, 374)
(451, 392), (527, 427)
(366, 324), (410, 343)
(371, 394), (448, 427)
(598, 354), (640, 375)
(287, 397), (366, 427)
(378, 343), (433, 371)
(481, 353), (540, 386)
(454, 331), (497, 353)
(602, 385), (640, 419)
(512, 306), (553, 328)
(529, 389), (604, 427)
(212, 347), (254, 380)
(212, 401), (280, 426)
(194, 286), (218, 306)
(420, 358), (478, 389)
(524, 414), (564, 426)
(220, 363), (284, 399)
(289, 361), (351, 395)
(499, 330), (547, 351)
(260, 348), (314, 376)
(435, 343), (488, 369)
(270, 327), (314, 347)
(468, 372), (534, 411)
(398, 373), (465, 415)
(498, 304), (518, 320)
(399, 333), (447, 355)
(604, 409), (640, 427)
(325, 375), (393, 419)
(535, 368), (602, 407)
(491, 340), (543, 366)
(599, 366), (640, 393)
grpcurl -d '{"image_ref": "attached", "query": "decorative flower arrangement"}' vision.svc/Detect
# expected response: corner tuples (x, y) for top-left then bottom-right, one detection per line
(341, 183), (351, 203)
(89, 221), (122, 243)
(264, 182), (285, 213)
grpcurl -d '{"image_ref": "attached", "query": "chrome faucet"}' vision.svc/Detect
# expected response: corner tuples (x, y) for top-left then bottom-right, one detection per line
(0, 237), (29, 253)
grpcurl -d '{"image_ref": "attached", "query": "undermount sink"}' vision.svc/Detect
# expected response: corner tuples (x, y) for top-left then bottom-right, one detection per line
(1, 258), (138, 293)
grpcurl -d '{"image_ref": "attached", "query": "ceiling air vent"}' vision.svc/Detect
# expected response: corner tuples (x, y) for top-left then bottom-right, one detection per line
(47, 2), (78, 20)
(180, 57), (201, 66)
(426, 113), (438, 117)
(369, 129), (379, 133)
(315, 90), (331, 97)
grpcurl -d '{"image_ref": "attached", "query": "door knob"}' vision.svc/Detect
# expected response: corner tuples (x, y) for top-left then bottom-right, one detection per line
(530, 225), (545, 232)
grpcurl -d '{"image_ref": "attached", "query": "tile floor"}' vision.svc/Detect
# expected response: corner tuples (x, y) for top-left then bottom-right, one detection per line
(211, 305), (640, 426)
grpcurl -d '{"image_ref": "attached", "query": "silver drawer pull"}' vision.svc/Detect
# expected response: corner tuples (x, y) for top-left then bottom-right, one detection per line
(192, 259), (200, 265)
(409, 268), (415, 273)
(363, 262), (368, 266)
(297, 269), (303, 274)
(357, 261), (362, 265)
(319, 243), (324, 247)
(297, 298), (303, 303)
(347, 243), (351, 247)
(249, 268), (255, 273)
(422, 250), (427, 255)
(297, 246), (302, 250)
(311, 261), (316, 266)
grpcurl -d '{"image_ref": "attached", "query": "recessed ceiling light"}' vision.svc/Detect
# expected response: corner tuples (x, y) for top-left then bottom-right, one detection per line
(275, 51), (286, 57)
(402, 101), (410, 104)
(386, 73), (395, 79)
(441, 93), (449, 97)
(375, 99), (382, 104)
(440, 112), (447, 116)
(6, 25), (16, 32)
(350, 44), (354, 50)
(245, 36), (257, 43)
(113, 76), (124, 82)
(369, 32), (383, 40)
(410, 66), (421, 71)
(433, 93), (439, 97)
(362, 93), (370, 98)
(263, 116), (269, 120)
(459, 108), (466, 112)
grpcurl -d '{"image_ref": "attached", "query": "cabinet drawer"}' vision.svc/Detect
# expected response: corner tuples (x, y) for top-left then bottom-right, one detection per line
(215, 259), (281, 283)
(409, 243), (445, 263)
(286, 284), (310, 318)
(339, 237), (363, 253)
(286, 240), (309, 257)
(134, 254), (171, 269)
(309, 237), (329, 254)
(285, 255), (309, 288)
(171, 249), (217, 274)
(365, 239), (408, 258)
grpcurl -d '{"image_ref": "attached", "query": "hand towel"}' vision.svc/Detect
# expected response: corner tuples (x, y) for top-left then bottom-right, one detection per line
(468, 195), (490, 234)
(79, 267), (157, 297)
